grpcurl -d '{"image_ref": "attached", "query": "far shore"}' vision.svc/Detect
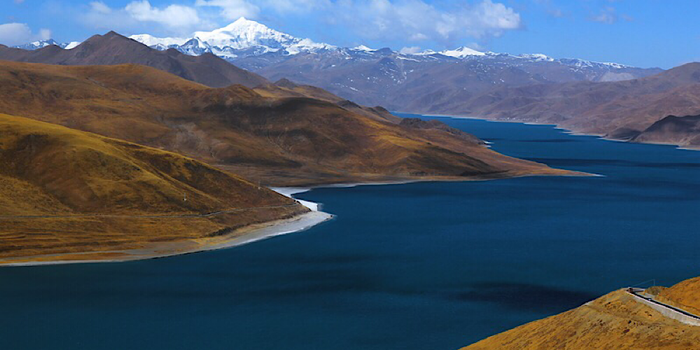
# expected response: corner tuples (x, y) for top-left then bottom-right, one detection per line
(402, 111), (700, 151)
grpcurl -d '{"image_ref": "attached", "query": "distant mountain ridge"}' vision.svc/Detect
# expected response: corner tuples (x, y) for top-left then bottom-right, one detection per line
(436, 62), (700, 148)
(126, 17), (644, 72)
(13, 39), (80, 50)
(2, 31), (268, 88)
(121, 18), (662, 112)
(16, 18), (661, 111)
(131, 17), (335, 60)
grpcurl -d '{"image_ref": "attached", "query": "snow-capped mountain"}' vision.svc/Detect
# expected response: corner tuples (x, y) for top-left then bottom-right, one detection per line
(13, 39), (80, 50)
(127, 34), (187, 51)
(130, 17), (334, 60)
(439, 46), (486, 58)
(130, 17), (641, 73)
(10, 18), (659, 116)
(126, 17), (659, 111)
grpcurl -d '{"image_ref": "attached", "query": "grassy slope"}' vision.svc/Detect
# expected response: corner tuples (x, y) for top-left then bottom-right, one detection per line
(0, 60), (571, 186)
(657, 277), (700, 316)
(0, 113), (306, 262)
(462, 280), (700, 350)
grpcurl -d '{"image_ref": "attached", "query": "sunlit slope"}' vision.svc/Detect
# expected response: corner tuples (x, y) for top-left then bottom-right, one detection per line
(0, 114), (306, 261)
(0, 60), (572, 186)
(463, 280), (700, 350)
(657, 277), (700, 316)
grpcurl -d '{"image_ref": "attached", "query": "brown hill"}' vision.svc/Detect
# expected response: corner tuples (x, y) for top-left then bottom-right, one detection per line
(657, 277), (700, 316)
(0, 60), (571, 186)
(438, 62), (700, 147)
(0, 113), (307, 264)
(462, 278), (700, 349)
(254, 78), (401, 123)
(633, 114), (700, 147)
(0, 31), (268, 88)
(244, 49), (661, 112)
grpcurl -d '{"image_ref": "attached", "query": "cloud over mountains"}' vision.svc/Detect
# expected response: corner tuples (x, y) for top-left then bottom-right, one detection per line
(80, 0), (522, 44)
(0, 23), (51, 46)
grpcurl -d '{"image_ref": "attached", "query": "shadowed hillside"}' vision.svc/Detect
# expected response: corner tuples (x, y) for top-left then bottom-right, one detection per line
(0, 60), (572, 186)
(254, 78), (402, 124)
(0, 113), (307, 263)
(0, 31), (268, 88)
(633, 114), (700, 147)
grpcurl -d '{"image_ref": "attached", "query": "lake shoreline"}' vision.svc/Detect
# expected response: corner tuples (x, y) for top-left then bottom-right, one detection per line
(0, 168), (588, 268)
(404, 112), (700, 152)
(0, 191), (333, 267)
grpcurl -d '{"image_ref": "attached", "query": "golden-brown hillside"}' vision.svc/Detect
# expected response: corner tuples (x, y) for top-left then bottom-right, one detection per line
(462, 278), (700, 350)
(0, 60), (573, 186)
(0, 113), (307, 264)
(657, 277), (700, 316)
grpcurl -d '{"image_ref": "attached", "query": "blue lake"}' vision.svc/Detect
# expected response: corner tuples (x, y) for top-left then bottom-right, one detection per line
(2, 114), (700, 349)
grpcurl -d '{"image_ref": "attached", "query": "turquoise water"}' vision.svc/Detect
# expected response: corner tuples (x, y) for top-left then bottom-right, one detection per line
(2, 115), (700, 349)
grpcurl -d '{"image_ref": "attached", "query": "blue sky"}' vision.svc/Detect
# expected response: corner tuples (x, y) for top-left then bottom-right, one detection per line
(1, 0), (698, 68)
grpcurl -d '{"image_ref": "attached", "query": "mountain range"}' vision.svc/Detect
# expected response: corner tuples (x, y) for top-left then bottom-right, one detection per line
(14, 39), (81, 50)
(125, 18), (662, 110)
(442, 62), (700, 147)
(6, 20), (700, 150)
(15, 18), (662, 112)
(1, 31), (267, 88)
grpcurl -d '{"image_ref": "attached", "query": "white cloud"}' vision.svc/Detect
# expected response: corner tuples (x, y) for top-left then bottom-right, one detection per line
(399, 46), (422, 54)
(0, 23), (51, 46)
(89, 1), (112, 14)
(331, 0), (521, 44)
(589, 6), (617, 24)
(188, 0), (521, 45)
(82, 1), (207, 36)
(195, 0), (260, 20)
(261, 0), (328, 14)
(533, 0), (565, 18)
(38, 29), (52, 40)
(125, 1), (202, 29)
(76, 0), (520, 46)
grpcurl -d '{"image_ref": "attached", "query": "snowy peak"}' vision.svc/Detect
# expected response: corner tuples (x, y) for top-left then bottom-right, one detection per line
(131, 17), (333, 59)
(128, 34), (186, 50)
(13, 39), (71, 50)
(518, 53), (554, 62)
(440, 46), (485, 58)
(352, 45), (376, 52)
(12, 38), (82, 50)
(193, 17), (297, 50)
(125, 18), (635, 73)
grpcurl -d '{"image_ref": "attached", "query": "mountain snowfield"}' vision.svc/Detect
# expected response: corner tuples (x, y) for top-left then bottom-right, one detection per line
(126, 17), (494, 60)
(14, 17), (640, 72)
(123, 17), (636, 69)
(127, 18), (335, 60)
(14, 39), (81, 50)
